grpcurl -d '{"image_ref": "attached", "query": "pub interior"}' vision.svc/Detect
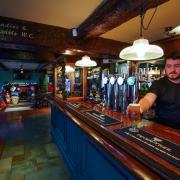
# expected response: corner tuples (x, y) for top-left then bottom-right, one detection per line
(0, 0), (179, 179)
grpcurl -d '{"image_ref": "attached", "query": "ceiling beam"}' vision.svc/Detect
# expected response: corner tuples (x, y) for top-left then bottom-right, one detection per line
(0, 62), (9, 70)
(77, 0), (169, 39)
(35, 63), (50, 71)
(0, 48), (55, 63)
(0, 42), (52, 52)
(0, 16), (129, 58)
(155, 35), (180, 56)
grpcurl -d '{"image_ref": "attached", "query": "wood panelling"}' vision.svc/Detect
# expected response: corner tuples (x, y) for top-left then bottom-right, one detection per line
(48, 97), (179, 179)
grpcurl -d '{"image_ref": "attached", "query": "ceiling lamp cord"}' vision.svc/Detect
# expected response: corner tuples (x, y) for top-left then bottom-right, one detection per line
(119, 0), (164, 61)
(141, 1), (158, 31)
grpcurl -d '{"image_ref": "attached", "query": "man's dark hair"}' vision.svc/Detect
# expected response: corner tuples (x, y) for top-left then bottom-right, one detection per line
(165, 51), (180, 60)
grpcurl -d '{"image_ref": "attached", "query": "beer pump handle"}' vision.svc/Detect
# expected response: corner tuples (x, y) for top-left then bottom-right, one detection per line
(102, 77), (108, 106)
(127, 76), (137, 104)
(121, 80), (127, 114)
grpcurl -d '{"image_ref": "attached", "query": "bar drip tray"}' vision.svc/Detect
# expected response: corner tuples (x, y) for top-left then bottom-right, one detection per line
(84, 110), (120, 126)
(66, 102), (87, 110)
(114, 127), (180, 168)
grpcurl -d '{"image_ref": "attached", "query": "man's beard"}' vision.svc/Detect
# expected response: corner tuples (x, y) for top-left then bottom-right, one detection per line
(167, 72), (180, 80)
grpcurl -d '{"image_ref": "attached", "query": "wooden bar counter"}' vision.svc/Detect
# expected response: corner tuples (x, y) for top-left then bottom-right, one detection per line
(47, 96), (180, 180)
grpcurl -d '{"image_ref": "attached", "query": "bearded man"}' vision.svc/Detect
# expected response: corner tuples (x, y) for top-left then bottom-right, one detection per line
(131, 51), (180, 129)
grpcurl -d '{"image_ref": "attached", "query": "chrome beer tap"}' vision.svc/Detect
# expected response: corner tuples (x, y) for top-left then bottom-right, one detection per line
(119, 75), (127, 114)
(102, 77), (108, 107)
(106, 76), (114, 109)
(113, 76), (119, 111)
(127, 76), (138, 104)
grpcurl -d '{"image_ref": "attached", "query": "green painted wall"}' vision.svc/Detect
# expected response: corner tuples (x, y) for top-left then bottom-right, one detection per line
(0, 70), (13, 82)
(0, 69), (48, 91)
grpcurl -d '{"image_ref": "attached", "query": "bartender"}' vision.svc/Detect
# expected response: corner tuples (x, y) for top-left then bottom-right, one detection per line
(129, 51), (180, 129)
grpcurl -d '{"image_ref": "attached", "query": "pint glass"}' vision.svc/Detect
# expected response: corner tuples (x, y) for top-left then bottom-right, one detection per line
(128, 103), (141, 132)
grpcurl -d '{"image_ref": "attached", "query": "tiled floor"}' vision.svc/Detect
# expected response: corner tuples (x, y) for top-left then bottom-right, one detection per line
(0, 108), (71, 180)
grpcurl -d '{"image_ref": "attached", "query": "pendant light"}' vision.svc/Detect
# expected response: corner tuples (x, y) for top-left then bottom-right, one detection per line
(168, 25), (180, 35)
(119, 4), (164, 61)
(75, 55), (97, 67)
(65, 65), (74, 73)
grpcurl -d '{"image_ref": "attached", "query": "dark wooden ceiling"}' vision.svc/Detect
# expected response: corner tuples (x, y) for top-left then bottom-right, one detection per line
(0, 0), (179, 66)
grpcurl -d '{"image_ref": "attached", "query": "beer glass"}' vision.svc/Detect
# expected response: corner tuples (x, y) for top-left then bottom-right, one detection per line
(128, 103), (141, 132)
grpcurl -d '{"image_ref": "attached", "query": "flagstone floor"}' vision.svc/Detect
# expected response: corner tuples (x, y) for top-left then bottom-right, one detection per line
(0, 108), (71, 180)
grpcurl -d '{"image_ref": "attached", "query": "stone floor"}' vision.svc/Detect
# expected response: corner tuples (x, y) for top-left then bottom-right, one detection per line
(0, 108), (71, 180)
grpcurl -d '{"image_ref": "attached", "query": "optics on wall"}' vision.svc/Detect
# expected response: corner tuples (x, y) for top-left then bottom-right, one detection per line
(119, 4), (164, 61)
(75, 55), (97, 67)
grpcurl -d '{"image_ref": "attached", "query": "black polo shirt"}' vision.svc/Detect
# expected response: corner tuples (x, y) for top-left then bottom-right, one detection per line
(149, 76), (180, 129)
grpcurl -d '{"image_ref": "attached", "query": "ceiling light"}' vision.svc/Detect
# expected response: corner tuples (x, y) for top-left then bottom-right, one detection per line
(75, 55), (97, 67)
(120, 38), (164, 61)
(119, 4), (164, 61)
(65, 65), (74, 73)
(169, 25), (180, 35)
(62, 50), (74, 55)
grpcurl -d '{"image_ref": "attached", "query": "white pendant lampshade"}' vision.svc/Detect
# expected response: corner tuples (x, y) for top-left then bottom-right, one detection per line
(120, 3), (164, 61)
(119, 38), (164, 61)
(65, 65), (74, 73)
(169, 25), (180, 35)
(75, 55), (97, 67)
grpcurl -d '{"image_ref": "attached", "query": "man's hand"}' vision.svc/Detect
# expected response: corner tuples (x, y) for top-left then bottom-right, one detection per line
(139, 93), (157, 113)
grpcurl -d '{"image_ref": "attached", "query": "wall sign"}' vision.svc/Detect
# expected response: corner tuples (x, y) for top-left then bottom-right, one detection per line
(0, 16), (70, 48)
(0, 22), (35, 40)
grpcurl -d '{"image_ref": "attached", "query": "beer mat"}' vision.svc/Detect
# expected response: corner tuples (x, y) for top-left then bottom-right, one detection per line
(84, 110), (120, 126)
(114, 127), (180, 168)
(67, 102), (87, 110)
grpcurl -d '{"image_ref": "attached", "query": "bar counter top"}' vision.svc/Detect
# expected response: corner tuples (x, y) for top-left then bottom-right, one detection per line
(47, 95), (180, 179)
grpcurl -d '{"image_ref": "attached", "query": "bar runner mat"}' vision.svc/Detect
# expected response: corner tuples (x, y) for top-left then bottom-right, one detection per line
(67, 102), (87, 110)
(114, 127), (180, 168)
(84, 110), (120, 126)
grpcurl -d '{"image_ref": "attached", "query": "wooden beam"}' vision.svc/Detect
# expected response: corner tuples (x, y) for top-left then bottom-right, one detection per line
(0, 16), (71, 51)
(0, 42), (50, 52)
(78, 37), (129, 58)
(35, 63), (50, 71)
(77, 0), (169, 39)
(154, 35), (180, 56)
(0, 62), (9, 70)
(0, 16), (129, 58)
(0, 48), (55, 63)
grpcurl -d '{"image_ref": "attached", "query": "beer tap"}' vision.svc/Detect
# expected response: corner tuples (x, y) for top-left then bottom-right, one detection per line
(102, 77), (108, 107)
(119, 75), (127, 114)
(113, 76), (119, 111)
(127, 76), (138, 104)
(106, 76), (114, 109)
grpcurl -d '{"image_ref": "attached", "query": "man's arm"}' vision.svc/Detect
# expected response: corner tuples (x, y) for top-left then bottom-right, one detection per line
(139, 92), (157, 113)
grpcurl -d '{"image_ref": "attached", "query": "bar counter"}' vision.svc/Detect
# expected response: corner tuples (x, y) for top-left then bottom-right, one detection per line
(47, 96), (180, 180)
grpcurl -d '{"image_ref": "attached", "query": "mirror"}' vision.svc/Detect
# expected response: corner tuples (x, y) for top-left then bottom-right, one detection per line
(56, 64), (83, 98)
